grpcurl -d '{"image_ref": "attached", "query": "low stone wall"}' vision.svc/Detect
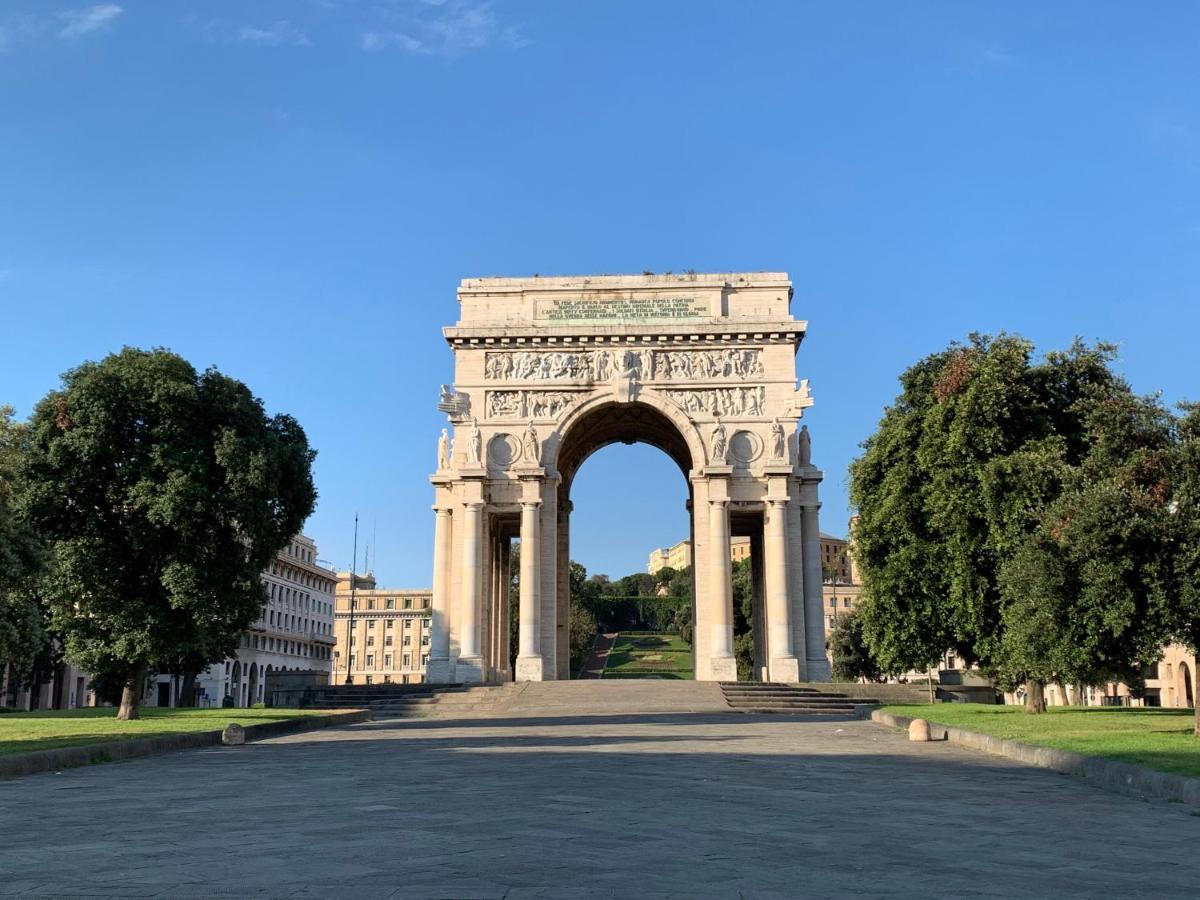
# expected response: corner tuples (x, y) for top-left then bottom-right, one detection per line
(872, 709), (1200, 805)
(0, 709), (371, 781)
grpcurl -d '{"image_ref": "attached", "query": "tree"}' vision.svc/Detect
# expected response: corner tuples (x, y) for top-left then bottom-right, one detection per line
(851, 335), (1173, 711)
(22, 349), (316, 719)
(828, 610), (882, 682)
(1169, 402), (1200, 733)
(0, 406), (52, 696)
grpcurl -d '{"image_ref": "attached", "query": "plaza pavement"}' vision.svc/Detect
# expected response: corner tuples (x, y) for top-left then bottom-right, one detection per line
(2, 682), (1199, 899)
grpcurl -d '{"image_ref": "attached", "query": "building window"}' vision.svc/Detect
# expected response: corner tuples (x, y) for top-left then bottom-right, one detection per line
(404, 620), (412, 630)
(350, 635), (356, 646)
(403, 636), (411, 646)
(385, 636), (393, 647)
(385, 654), (393, 667)
(367, 636), (375, 647)
(366, 654), (375, 668)
(403, 654), (411, 668)
(349, 654), (357, 668)
(404, 597), (413, 609)
(386, 620), (394, 629)
(386, 598), (395, 609)
(367, 598), (375, 610)
(367, 620), (376, 630)
(421, 654), (429, 666)
(828, 598), (835, 608)
(365, 675), (373, 685)
(422, 635), (430, 646)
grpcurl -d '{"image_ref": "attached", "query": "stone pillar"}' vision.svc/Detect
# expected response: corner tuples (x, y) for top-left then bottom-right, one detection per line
(800, 495), (830, 680)
(425, 507), (453, 683)
(498, 538), (512, 681)
(456, 500), (485, 682)
(765, 499), (801, 683)
(708, 498), (737, 680)
(515, 499), (544, 681)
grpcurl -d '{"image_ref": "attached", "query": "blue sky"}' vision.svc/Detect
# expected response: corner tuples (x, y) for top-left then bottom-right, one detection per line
(1, 1), (1197, 584)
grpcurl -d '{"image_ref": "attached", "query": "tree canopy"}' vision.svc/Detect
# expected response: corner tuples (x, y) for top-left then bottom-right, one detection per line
(22, 348), (316, 718)
(850, 334), (1176, 711)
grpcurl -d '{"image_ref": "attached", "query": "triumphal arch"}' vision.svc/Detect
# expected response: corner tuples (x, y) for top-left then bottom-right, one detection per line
(426, 273), (829, 684)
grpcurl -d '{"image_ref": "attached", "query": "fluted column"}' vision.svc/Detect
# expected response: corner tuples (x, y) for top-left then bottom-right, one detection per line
(708, 498), (736, 679)
(515, 499), (544, 681)
(800, 500), (829, 680)
(766, 499), (800, 682)
(426, 507), (453, 683)
(457, 499), (484, 681)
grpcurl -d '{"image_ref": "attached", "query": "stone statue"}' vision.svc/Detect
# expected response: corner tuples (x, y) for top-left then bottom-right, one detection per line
(523, 421), (540, 466)
(466, 417), (482, 467)
(798, 423), (811, 466)
(771, 418), (786, 462)
(710, 416), (728, 464)
(437, 428), (451, 471)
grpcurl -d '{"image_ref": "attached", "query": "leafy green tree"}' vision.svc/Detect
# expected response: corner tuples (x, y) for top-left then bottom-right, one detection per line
(22, 349), (316, 719)
(1169, 402), (1200, 733)
(0, 406), (52, 694)
(828, 610), (882, 682)
(851, 335), (1173, 711)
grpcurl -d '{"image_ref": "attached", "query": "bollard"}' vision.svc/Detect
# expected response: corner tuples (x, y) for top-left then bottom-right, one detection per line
(221, 723), (246, 746)
(908, 718), (931, 742)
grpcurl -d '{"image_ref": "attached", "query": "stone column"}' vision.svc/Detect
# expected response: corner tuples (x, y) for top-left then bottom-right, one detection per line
(765, 499), (800, 682)
(515, 499), (544, 681)
(425, 507), (453, 683)
(800, 498), (830, 680)
(456, 500), (484, 682)
(708, 498), (737, 680)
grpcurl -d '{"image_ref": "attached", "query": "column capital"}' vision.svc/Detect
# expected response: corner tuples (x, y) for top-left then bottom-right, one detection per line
(520, 499), (543, 510)
(709, 498), (729, 508)
(432, 505), (453, 516)
(463, 499), (486, 511)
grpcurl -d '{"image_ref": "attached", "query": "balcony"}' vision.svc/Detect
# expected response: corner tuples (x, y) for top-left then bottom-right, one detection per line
(311, 631), (336, 645)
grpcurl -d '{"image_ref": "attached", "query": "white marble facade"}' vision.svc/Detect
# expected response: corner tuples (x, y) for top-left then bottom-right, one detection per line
(427, 273), (828, 684)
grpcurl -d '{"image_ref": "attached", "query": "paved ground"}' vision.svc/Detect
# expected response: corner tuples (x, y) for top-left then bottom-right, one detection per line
(576, 633), (618, 679)
(2, 684), (1200, 898)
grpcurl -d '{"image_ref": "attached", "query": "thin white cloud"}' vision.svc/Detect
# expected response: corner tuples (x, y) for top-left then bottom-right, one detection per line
(235, 20), (311, 48)
(362, 0), (527, 56)
(58, 4), (122, 39)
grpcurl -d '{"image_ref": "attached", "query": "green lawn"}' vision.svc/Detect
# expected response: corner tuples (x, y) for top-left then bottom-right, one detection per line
(881, 703), (1200, 779)
(602, 632), (694, 680)
(0, 707), (329, 757)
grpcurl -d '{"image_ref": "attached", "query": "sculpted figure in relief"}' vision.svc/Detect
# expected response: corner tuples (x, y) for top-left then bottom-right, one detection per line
(466, 417), (482, 467)
(798, 423), (811, 466)
(437, 428), (451, 471)
(523, 421), (540, 466)
(710, 416), (728, 464)
(771, 418), (786, 462)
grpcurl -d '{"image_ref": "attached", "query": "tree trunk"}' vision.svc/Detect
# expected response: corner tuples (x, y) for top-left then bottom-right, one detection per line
(927, 667), (936, 704)
(1057, 682), (1072, 707)
(1194, 665), (1199, 737)
(177, 671), (197, 708)
(116, 665), (144, 720)
(1024, 679), (1047, 714)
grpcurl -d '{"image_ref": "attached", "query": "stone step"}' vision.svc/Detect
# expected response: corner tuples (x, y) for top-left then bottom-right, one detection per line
(728, 705), (859, 715)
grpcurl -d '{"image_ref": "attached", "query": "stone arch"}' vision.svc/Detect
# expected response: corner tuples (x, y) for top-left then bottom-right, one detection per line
(550, 390), (704, 489)
(1181, 662), (1194, 708)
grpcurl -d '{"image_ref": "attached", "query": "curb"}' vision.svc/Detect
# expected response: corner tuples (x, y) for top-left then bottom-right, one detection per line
(871, 709), (1200, 805)
(0, 709), (372, 780)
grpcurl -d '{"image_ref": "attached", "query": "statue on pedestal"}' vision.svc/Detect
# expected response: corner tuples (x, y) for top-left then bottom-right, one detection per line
(798, 423), (812, 466)
(437, 428), (451, 471)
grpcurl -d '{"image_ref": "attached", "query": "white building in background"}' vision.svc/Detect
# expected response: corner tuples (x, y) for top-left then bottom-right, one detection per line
(191, 534), (337, 707)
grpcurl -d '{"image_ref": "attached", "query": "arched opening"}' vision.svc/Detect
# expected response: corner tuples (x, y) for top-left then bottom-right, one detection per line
(1181, 663), (1194, 708)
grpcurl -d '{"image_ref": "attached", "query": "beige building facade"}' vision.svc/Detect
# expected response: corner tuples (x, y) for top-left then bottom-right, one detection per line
(427, 272), (828, 684)
(647, 536), (750, 575)
(333, 574), (432, 685)
(195, 534), (337, 707)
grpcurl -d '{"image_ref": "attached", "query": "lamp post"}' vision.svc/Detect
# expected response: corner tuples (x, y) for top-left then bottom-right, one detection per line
(344, 514), (358, 686)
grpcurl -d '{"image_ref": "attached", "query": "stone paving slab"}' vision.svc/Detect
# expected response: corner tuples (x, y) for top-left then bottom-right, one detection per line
(1, 701), (1199, 898)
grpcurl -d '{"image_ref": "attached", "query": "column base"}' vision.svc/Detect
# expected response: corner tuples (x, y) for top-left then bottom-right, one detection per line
(515, 655), (545, 682)
(706, 655), (738, 681)
(425, 657), (454, 684)
(805, 658), (832, 682)
(769, 656), (801, 684)
(454, 656), (484, 684)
